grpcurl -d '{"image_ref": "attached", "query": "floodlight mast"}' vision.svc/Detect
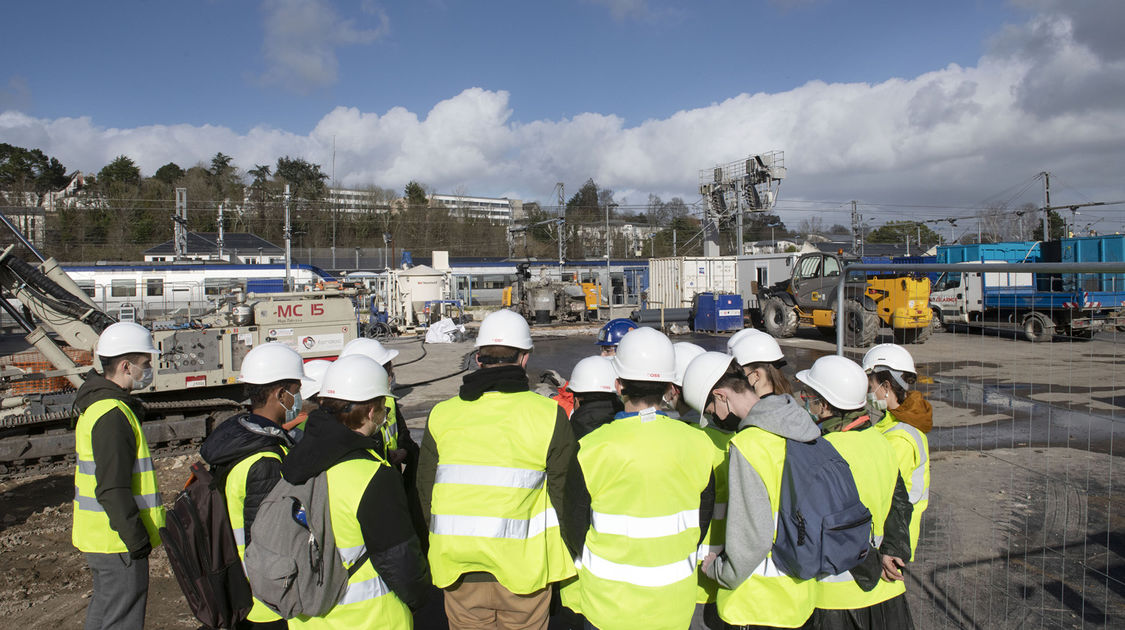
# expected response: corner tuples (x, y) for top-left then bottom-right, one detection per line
(698, 151), (786, 256)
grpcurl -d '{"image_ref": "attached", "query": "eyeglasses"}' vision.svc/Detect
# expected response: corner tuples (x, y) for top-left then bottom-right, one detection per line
(798, 390), (823, 407)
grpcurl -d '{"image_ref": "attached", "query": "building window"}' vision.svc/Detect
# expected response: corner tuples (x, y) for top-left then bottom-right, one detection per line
(111, 280), (137, 297)
(146, 278), (164, 297)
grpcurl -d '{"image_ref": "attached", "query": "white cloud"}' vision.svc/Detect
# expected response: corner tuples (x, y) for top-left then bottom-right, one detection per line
(3, 2), (1124, 227)
(258, 0), (389, 93)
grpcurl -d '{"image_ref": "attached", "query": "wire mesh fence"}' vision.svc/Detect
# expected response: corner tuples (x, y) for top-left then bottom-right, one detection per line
(837, 262), (1125, 629)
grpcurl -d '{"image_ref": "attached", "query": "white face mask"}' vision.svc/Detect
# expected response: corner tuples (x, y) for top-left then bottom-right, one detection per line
(281, 389), (303, 424)
(129, 362), (153, 390)
(867, 384), (888, 412)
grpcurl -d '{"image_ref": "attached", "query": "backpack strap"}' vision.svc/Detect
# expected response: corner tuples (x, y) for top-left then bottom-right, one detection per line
(347, 550), (371, 578)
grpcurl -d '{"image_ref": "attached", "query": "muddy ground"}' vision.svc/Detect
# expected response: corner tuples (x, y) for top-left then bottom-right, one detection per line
(1, 324), (1123, 628)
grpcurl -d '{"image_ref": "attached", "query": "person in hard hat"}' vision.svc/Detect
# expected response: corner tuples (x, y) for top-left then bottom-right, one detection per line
(563, 327), (716, 630)
(72, 322), (165, 630)
(863, 344), (931, 565)
(685, 351), (821, 629)
(667, 341), (706, 423)
(863, 343), (932, 433)
(566, 355), (624, 439)
(796, 355), (914, 630)
(418, 309), (576, 629)
(595, 317), (637, 356)
(340, 338), (418, 475)
(728, 328), (793, 397)
(282, 354), (430, 627)
(201, 342), (310, 629)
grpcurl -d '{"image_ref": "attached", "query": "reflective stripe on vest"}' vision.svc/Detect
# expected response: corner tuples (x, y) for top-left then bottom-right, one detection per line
(380, 398), (400, 455)
(816, 429), (906, 609)
(579, 546), (699, 588)
(430, 509), (559, 539)
(426, 390), (574, 594)
(575, 411), (715, 630)
(72, 398), (165, 554)
(715, 428), (816, 628)
(884, 423), (930, 503)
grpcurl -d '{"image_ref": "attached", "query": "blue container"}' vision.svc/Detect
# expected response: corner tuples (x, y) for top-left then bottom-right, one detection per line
(937, 242), (1041, 264)
(694, 293), (743, 332)
(1053, 235), (1125, 292)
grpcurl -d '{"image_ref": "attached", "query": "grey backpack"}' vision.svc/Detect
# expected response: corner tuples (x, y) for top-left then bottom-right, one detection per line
(244, 472), (368, 618)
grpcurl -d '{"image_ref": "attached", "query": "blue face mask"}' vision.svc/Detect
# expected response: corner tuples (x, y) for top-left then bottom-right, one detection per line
(281, 389), (303, 424)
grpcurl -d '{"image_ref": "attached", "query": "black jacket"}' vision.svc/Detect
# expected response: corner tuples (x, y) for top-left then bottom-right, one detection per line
(282, 409), (430, 611)
(200, 412), (292, 547)
(569, 393), (624, 440)
(75, 373), (151, 558)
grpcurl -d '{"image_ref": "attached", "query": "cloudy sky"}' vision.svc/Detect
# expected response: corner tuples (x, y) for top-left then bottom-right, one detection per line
(2, 0), (1123, 234)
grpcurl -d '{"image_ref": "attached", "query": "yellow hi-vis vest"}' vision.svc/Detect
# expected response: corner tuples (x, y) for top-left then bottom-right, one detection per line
(716, 428), (815, 628)
(380, 398), (400, 455)
(696, 424), (734, 604)
(226, 447), (287, 623)
(876, 412), (930, 561)
(290, 451), (412, 629)
(72, 398), (165, 553)
(575, 409), (714, 630)
(817, 428), (906, 610)
(427, 390), (574, 594)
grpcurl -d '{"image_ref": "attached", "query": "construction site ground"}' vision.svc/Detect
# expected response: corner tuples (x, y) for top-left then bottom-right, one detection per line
(1, 322), (1122, 628)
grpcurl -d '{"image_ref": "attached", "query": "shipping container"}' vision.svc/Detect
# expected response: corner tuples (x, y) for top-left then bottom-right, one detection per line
(937, 242), (1041, 264)
(646, 257), (738, 309)
(735, 253), (797, 309)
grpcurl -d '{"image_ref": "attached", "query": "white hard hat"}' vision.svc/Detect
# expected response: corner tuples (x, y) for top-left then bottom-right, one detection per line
(726, 328), (761, 353)
(862, 343), (916, 375)
(319, 354), (396, 402)
(341, 337), (400, 366)
(672, 342), (706, 387)
(475, 309), (533, 350)
(611, 327), (675, 382)
(95, 322), (158, 358)
(300, 359), (332, 400)
(795, 355), (868, 411)
(729, 329), (784, 365)
(568, 356), (618, 394)
(238, 343), (309, 385)
(682, 352), (738, 413)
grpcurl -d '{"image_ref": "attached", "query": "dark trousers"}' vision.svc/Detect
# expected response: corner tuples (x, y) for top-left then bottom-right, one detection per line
(83, 552), (148, 630)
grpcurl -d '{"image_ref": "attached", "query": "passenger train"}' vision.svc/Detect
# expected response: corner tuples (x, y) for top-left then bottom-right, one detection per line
(58, 262), (334, 322)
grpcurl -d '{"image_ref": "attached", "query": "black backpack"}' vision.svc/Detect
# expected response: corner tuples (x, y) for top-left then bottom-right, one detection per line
(159, 461), (253, 629)
(771, 437), (873, 580)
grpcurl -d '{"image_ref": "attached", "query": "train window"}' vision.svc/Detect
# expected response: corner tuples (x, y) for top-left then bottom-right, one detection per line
(110, 279), (137, 297)
(146, 278), (164, 297)
(76, 281), (96, 297)
(204, 278), (234, 297)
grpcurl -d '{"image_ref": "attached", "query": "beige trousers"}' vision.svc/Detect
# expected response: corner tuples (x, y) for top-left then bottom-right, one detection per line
(444, 580), (551, 630)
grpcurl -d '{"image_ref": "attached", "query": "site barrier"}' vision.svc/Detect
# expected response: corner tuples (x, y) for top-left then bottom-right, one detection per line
(836, 261), (1125, 628)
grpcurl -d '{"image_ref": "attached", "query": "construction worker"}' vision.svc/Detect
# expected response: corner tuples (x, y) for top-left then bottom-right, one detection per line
(340, 338), (417, 476)
(566, 355), (624, 440)
(595, 317), (637, 357)
(563, 327), (716, 630)
(795, 355), (914, 629)
(418, 309), (576, 629)
(201, 342), (308, 629)
(668, 341), (706, 423)
(282, 354), (430, 628)
(72, 321), (165, 630)
(687, 351), (821, 629)
(729, 328), (794, 396)
(863, 344), (931, 563)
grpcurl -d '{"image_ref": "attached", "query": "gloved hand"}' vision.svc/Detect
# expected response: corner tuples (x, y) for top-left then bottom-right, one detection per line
(129, 541), (152, 560)
(388, 448), (408, 467)
(539, 369), (565, 388)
